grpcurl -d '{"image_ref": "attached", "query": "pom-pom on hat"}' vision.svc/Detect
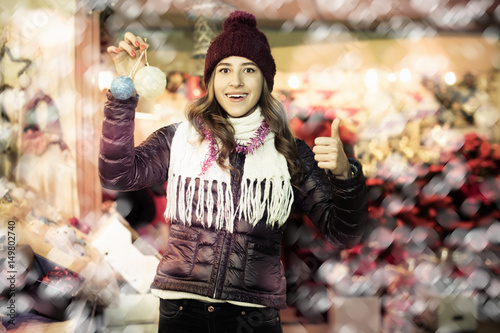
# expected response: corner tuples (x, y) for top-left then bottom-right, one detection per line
(204, 11), (276, 91)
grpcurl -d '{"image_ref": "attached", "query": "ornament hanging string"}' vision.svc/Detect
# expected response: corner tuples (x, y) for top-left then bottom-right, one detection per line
(129, 50), (146, 78)
(144, 38), (149, 66)
(128, 37), (148, 78)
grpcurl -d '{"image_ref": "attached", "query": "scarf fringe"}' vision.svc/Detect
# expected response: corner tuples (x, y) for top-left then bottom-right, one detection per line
(239, 177), (294, 228)
(165, 174), (293, 231)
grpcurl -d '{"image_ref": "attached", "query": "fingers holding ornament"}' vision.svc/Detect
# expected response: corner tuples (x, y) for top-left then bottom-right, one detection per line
(108, 32), (149, 77)
(123, 32), (148, 53)
(115, 32), (148, 57)
(118, 38), (148, 59)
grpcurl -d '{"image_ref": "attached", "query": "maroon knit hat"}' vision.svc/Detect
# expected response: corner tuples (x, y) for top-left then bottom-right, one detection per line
(204, 11), (276, 91)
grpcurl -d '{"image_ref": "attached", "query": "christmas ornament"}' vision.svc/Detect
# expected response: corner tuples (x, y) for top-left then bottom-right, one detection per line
(110, 75), (135, 100)
(110, 48), (145, 100)
(133, 66), (166, 99)
(110, 38), (166, 100)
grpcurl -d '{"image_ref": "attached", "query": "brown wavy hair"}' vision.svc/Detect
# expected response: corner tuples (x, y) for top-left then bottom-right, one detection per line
(186, 75), (304, 186)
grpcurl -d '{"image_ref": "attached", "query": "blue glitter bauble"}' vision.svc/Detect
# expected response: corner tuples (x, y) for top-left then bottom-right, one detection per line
(110, 76), (135, 100)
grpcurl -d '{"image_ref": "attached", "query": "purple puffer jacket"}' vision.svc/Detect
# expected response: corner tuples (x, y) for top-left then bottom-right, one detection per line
(99, 92), (368, 309)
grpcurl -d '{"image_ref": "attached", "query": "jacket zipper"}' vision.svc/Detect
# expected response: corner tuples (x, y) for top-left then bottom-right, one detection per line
(213, 153), (241, 299)
(213, 234), (225, 298)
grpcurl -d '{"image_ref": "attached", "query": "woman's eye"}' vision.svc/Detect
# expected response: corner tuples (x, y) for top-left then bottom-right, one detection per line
(244, 68), (256, 73)
(219, 68), (230, 73)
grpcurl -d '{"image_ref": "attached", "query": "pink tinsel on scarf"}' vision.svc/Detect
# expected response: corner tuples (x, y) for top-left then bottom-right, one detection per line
(199, 120), (271, 175)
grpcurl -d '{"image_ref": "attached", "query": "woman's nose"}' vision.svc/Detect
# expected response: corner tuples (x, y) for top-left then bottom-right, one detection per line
(229, 72), (243, 87)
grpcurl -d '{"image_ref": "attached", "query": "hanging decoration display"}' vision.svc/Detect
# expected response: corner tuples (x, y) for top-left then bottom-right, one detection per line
(21, 93), (67, 155)
(110, 39), (166, 100)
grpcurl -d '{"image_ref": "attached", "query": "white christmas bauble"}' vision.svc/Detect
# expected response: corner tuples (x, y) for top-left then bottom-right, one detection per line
(133, 66), (166, 99)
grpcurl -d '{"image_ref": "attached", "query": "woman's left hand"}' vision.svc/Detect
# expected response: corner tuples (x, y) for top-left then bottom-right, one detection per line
(313, 118), (350, 179)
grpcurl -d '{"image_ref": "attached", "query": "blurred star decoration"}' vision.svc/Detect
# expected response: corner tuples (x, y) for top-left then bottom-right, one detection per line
(0, 45), (31, 90)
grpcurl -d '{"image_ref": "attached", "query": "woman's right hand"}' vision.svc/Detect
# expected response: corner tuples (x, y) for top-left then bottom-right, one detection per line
(107, 32), (149, 77)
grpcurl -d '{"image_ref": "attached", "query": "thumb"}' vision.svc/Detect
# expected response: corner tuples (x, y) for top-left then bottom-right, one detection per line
(331, 118), (340, 138)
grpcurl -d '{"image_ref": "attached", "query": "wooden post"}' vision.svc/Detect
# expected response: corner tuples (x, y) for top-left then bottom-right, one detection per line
(74, 7), (102, 227)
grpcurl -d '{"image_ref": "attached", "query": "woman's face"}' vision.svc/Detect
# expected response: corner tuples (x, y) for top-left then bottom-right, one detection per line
(213, 56), (264, 118)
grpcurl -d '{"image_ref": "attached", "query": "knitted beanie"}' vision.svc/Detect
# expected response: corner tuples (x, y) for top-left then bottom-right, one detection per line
(204, 11), (276, 91)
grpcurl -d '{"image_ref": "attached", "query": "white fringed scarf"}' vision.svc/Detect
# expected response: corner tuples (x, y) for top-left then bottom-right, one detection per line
(165, 107), (293, 232)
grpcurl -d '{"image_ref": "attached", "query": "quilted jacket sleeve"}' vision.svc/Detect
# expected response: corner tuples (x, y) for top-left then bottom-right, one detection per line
(99, 91), (177, 191)
(294, 139), (368, 248)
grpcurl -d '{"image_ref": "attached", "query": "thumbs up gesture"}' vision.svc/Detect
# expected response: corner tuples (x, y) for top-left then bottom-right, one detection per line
(312, 118), (350, 179)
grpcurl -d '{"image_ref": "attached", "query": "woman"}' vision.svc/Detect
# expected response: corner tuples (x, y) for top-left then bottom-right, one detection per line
(100, 10), (368, 333)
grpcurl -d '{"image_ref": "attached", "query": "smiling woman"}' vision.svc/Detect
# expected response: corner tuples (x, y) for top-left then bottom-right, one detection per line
(213, 57), (263, 118)
(99, 10), (368, 333)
